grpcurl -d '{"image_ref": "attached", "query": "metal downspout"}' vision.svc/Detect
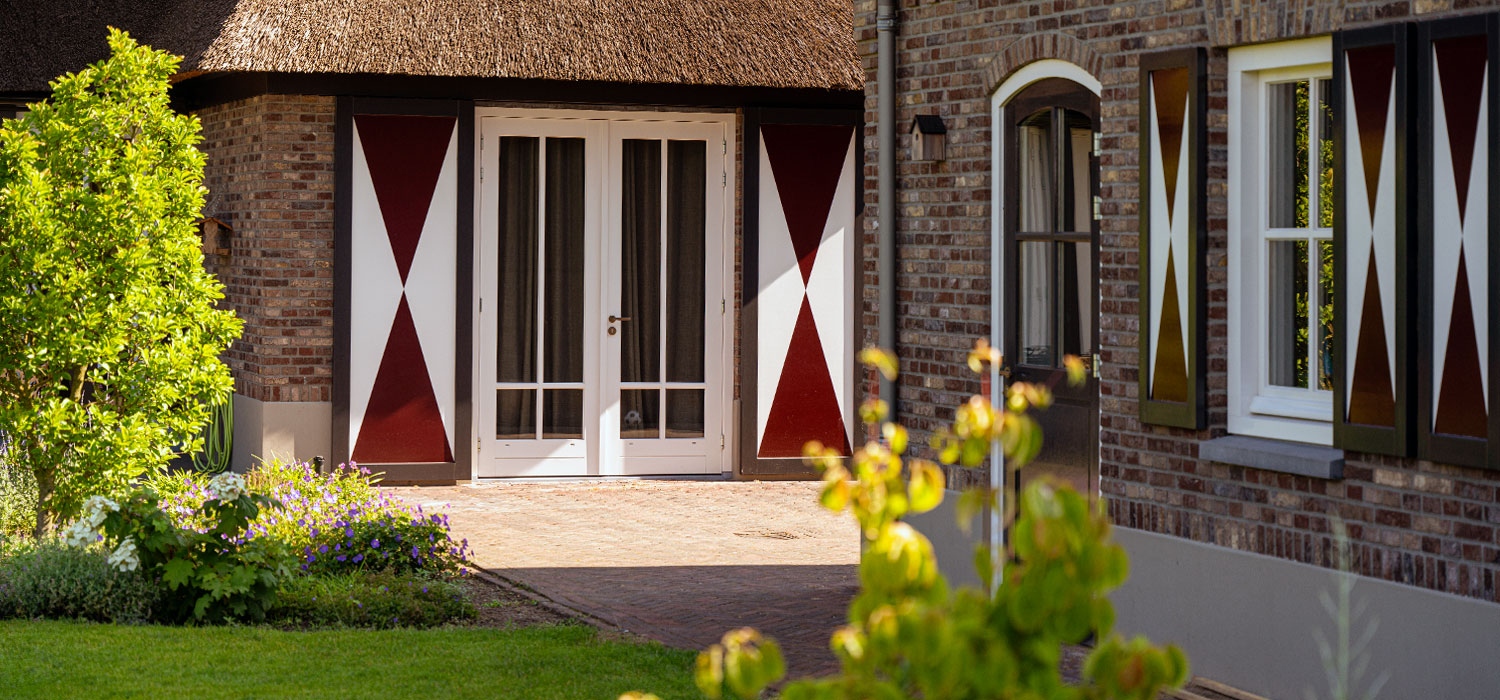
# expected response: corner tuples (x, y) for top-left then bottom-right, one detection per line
(877, 0), (898, 413)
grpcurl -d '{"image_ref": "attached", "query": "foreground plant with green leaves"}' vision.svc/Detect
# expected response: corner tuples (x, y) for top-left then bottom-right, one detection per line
(0, 28), (242, 536)
(70, 473), (288, 622)
(635, 345), (1187, 700)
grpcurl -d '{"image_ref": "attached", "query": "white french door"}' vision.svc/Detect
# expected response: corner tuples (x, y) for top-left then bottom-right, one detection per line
(604, 121), (727, 475)
(477, 114), (727, 477)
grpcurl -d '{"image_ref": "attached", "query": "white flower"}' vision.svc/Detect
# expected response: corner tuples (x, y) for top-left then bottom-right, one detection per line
(79, 495), (119, 530)
(207, 472), (248, 503)
(107, 538), (140, 572)
(63, 520), (97, 548)
(62, 496), (120, 548)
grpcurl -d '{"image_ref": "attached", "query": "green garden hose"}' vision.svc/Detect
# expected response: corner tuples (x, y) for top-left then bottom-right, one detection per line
(191, 397), (233, 474)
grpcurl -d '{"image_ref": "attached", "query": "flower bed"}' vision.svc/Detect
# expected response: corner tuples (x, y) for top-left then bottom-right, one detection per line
(0, 460), (476, 628)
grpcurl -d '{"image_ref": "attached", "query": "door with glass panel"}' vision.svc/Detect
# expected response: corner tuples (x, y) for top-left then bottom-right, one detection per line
(478, 118), (604, 476)
(605, 122), (726, 475)
(1002, 79), (1101, 500)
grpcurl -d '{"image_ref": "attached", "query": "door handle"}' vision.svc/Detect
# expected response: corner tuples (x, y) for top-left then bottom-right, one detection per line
(609, 315), (632, 323)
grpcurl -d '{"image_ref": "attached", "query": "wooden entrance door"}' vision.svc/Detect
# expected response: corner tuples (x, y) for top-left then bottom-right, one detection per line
(1002, 79), (1102, 499)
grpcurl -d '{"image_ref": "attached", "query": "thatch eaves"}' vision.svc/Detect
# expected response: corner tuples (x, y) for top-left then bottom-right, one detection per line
(0, 0), (862, 94)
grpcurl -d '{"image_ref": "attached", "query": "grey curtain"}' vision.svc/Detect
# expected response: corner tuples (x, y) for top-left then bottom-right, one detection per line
(497, 136), (539, 438)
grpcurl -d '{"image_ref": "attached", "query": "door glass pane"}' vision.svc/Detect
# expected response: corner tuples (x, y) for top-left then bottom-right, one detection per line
(497, 137), (539, 383)
(1060, 242), (1093, 358)
(1019, 241), (1055, 366)
(544, 138), (586, 383)
(1267, 239), (1310, 388)
(666, 389), (705, 438)
(1316, 78), (1334, 229)
(1018, 112), (1055, 232)
(1316, 239), (1334, 390)
(1063, 117), (1093, 233)
(622, 140), (662, 383)
(1267, 80), (1311, 229)
(621, 389), (660, 439)
(543, 389), (583, 439)
(496, 389), (536, 440)
(666, 140), (707, 383)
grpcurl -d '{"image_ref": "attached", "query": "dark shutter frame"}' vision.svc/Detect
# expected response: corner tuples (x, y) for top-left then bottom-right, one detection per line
(1332, 25), (1416, 457)
(1137, 48), (1207, 429)
(1416, 16), (1500, 470)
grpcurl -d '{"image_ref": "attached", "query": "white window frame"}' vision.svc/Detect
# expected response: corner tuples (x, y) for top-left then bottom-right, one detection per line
(1227, 37), (1335, 445)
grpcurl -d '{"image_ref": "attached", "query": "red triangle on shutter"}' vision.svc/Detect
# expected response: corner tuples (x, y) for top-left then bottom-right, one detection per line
(355, 114), (457, 283)
(759, 297), (851, 458)
(761, 124), (854, 285)
(353, 296), (453, 463)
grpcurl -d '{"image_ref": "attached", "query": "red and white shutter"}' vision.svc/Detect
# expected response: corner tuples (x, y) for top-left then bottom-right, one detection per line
(348, 114), (459, 464)
(754, 123), (857, 462)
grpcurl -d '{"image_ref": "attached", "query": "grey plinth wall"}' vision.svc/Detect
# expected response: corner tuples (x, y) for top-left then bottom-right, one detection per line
(1111, 528), (1500, 699)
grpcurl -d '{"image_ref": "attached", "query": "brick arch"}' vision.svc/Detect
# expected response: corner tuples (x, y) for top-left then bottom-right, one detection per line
(982, 33), (1105, 97)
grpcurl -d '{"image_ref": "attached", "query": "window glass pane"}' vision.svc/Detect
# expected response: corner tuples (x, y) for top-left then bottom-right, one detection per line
(1267, 80), (1311, 229)
(1018, 112), (1055, 232)
(621, 139), (662, 383)
(666, 140), (706, 383)
(666, 389), (705, 438)
(1267, 239), (1310, 388)
(1317, 239), (1335, 390)
(1060, 242), (1093, 359)
(544, 138), (586, 383)
(497, 137), (539, 383)
(1063, 117), (1093, 234)
(1019, 241), (1055, 366)
(1316, 78), (1335, 229)
(543, 389), (583, 439)
(621, 389), (660, 439)
(496, 389), (536, 440)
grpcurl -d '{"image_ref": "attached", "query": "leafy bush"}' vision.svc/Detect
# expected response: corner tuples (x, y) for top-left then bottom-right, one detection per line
(0, 29), (241, 535)
(77, 474), (290, 623)
(302, 511), (469, 576)
(269, 570), (475, 629)
(648, 345), (1187, 700)
(0, 538), (157, 622)
(153, 459), (470, 577)
(0, 457), (37, 540)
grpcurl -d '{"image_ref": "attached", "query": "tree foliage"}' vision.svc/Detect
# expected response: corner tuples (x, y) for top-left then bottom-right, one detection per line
(633, 343), (1187, 700)
(0, 29), (241, 535)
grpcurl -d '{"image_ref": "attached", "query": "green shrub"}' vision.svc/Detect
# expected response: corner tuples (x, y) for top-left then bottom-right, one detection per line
(0, 29), (241, 535)
(269, 570), (475, 629)
(78, 474), (290, 623)
(152, 459), (470, 577)
(304, 512), (470, 577)
(0, 538), (157, 622)
(670, 346), (1187, 700)
(0, 458), (37, 539)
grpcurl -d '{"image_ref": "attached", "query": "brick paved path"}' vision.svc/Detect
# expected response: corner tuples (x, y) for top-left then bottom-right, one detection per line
(390, 479), (859, 679)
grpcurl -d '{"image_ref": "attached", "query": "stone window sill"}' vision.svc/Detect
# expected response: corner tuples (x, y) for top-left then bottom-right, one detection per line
(1198, 435), (1344, 480)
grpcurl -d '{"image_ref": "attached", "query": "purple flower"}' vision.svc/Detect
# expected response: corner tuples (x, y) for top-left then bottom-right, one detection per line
(319, 544), (328, 554)
(371, 539), (380, 548)
(353, 554), (364, 563)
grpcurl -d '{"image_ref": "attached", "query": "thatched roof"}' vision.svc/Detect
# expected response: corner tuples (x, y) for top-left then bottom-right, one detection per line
(0, 0), (862, 94)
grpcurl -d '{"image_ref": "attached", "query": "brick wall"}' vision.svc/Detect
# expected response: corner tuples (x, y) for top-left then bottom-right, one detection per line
(196, 95), (337, 404)
(858, 0), (1500, 603)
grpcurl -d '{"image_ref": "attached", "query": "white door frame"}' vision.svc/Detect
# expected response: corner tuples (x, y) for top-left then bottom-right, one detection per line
(471, 108), (737, 478)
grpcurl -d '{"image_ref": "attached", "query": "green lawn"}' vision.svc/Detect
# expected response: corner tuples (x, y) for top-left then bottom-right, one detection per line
(0, 620), (705, 699)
